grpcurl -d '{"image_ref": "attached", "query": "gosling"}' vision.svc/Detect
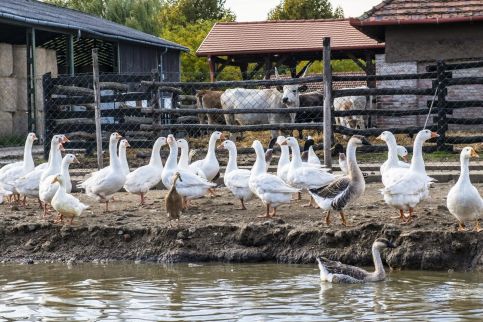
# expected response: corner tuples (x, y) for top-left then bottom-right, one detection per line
(165, 172), (183, 225)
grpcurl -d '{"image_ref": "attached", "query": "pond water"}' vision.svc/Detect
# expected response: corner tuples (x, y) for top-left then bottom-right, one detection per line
(0, 263), (481, 321)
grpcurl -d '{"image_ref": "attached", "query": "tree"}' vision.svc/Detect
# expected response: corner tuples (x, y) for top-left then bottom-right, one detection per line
(267, 0), (344, 20)
(46, 0), (163, 35)
(159, 0), (235, 26)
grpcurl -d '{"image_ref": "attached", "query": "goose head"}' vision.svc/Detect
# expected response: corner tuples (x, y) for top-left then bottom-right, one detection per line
(349, 135), (370, 147)
(27, 132), (38, 143)
(339, 152), (346, 161)
(172, 171), (183, 183)
(211, 131), (226, 141)
(276, 135), (286, 146)
(251, 140), (264, 153)
(376, 131), (395, 143)
(167, 134), (177, 147)
(461, 146), (479, 159)
(282, 137), (299, 148)
(373, 238), (396, 250)
(119, 139), (130, 149)
(397, 145), (409, 162)
(416, 129), (439, 142)
(155, 137), (167, 147)
(64, 153), (80, 164)
(218, 140), (236, 151)
(61, 135), (70, 143)
(110, 132), (122, 144)
(176, 138), (189, 151)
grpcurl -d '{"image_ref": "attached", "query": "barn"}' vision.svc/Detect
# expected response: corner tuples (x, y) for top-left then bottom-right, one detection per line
(351, 0), (483, 128)
(0, 0), (187, 140)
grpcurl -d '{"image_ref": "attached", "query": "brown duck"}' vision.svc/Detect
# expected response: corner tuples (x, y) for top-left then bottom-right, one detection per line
(165, 172), (183, 224)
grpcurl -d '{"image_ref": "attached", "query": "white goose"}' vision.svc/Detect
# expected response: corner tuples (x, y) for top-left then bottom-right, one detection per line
(0, 132), (37, 177)
(189, 131), (224, 181)
(118, 139), (131, 176)
(0, 133), (37, 203)
(162, 135), (216, 206)
(82, 132), (126, 211)
(377, 131), (410, 177)
(124, 137), (166, 205)
(51, 174), (89, 225)
(284, 137), (335, 207)
(249, 140), (299, 218)
(382, 129), (438, 221)
(317, 238), (396, 284)
(177, 138), (206, 178)
(39, 154), (78, 216)
(14, 135), (65, 205)
(301, 136), (321, 165)
(447, 147), (483, 232)
(276, 135), (290, 182)
(397, 145), (409, 163)
(219, 140), (253, 210)
(309, 135), (369, 226)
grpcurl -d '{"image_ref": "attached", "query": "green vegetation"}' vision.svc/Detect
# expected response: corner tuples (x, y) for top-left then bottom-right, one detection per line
(0, 135), (27, 148)
(267, 0), (343, 20)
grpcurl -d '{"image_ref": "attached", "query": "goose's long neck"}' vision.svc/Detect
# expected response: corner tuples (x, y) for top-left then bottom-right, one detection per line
(457, 156), (471, 185)
(252, 145), (267, 175)
(289, 143), (302, 167)
(278, 145), (290, 168)
(109, 140), (120, 169)
(119, 146), (129, 169)
(54, 179), (67, 198)
(46, 146), (62, 173)
(409, 136), (426, 173)
(385, 136), (400, 168)
(178, 144), (189, 168)
(149, 141), (163, 167)
(206, 135), (217, 159)
(371, 245), (385, 277)
(166, 142), (179, 171)
(346, 142), (362, 180)
(23, 140), (34, 170)
(226, 147), (238, 174)
(60, 159), (70, 177)
(46, 140), (57, 168)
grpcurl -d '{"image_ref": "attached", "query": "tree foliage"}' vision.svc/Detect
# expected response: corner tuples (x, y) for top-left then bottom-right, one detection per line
(159, 0), (235, 26)
(267, 0), (344, 20)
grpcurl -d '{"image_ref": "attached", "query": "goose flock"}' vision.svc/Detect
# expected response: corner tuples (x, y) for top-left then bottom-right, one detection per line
(0, 130), (481, 233)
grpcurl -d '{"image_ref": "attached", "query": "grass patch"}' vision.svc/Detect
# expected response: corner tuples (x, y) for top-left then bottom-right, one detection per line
(0, 135), (26, 148)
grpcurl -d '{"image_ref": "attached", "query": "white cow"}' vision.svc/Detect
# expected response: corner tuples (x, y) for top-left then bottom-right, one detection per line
(333, 86), (368, 130)
(220, 69), (308, 138)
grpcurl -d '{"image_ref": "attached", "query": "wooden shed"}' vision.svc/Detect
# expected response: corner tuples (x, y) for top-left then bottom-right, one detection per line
(196, 19), (384, 81)
(0, 0), (188, 138)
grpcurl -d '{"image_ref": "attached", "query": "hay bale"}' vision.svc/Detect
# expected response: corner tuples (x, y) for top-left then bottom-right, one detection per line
(0, 77), (17, 112)
(12, 111), (28, 136)
(0, 43), (13, 77)
(16, 78), (28, 112)
(45, 49), (58, 77)
(12, 45), (27, 79)
(0, 111), (13, 136)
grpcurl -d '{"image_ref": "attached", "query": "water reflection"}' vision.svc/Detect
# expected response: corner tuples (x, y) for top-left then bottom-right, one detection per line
(0, 263), (481, 321)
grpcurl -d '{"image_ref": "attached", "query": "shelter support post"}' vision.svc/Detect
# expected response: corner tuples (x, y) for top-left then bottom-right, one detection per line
(208, 56), (216, 82)
(323, 37), (333, 170)
(92, 48), (103, 170)
(67, 34), (75, 76)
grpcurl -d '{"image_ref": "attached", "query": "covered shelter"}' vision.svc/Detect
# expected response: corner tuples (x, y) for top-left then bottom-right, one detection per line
(0, 0), (187, 137)
(196, 19), (384, 81)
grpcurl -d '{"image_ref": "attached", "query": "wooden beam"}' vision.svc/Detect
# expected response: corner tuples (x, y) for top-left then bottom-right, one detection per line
(347, 53), (367, 73)
(296, 60), (314, 78)
(264, 56), (271, 80)
(239, 63), (248, 80)
(67, 34), (75, 76)
(208, 56), (216, 82)
(323, 37), (332, 170)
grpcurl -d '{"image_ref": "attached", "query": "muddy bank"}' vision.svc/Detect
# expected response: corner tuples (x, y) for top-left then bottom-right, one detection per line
(0, 183), (481, 271)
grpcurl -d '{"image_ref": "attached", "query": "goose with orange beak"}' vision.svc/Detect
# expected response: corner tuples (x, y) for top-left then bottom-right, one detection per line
(447, 147), (483, 232)
(382, 130), (438, 222)
(51, 174), (89, 225)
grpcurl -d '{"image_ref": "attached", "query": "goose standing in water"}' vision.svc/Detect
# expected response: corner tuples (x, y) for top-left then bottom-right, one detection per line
(309, 135), (369, 226)
(317, 238), (396, 284)
(447, 147), (483, 232)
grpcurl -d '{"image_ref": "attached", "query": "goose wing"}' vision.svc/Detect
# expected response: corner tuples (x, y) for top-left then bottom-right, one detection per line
(318, 257), (369, 280)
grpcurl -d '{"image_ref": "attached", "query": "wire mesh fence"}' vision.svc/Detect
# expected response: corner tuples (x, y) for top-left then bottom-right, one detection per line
(1, 54), (482, 172)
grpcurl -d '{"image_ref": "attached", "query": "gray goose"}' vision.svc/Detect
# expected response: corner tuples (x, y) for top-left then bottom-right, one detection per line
(309, 135), (369, 226)
(317, 238), (396, 284)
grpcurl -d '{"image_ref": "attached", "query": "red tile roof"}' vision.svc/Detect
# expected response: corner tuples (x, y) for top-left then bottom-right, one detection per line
(353, 0), (483, 26)
(196, 19), (383, 57)
(271, 72), (367, 92)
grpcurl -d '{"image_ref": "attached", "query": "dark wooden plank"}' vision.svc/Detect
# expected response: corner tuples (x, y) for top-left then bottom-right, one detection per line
(50, 92), (151, 106)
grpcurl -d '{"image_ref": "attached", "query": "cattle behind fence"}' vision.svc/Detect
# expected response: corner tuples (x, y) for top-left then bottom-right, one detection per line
(40, 47), (483, 170)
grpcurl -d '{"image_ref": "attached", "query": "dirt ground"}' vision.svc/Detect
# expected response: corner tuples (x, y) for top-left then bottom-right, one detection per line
(0, 181), (481, 271)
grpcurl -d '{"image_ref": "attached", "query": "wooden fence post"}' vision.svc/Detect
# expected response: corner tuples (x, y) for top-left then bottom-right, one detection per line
(323, 37), (333, 169)
(436, 60), (448, 150)
(92, 48), (103, 170)
(41, 72), (53, 160)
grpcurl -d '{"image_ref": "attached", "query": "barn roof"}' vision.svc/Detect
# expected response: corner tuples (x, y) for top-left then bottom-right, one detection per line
(196, 19), (384, 57)
(351, 0), (483, 41)
(0, 0), (188, 52)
